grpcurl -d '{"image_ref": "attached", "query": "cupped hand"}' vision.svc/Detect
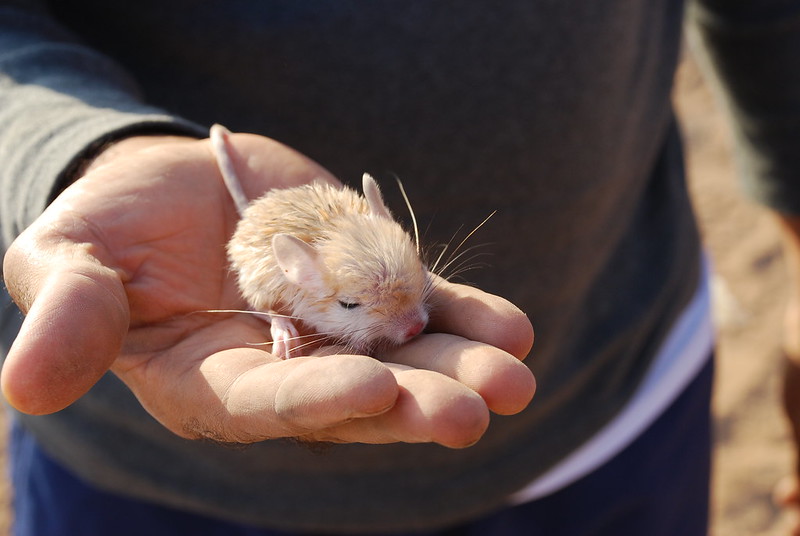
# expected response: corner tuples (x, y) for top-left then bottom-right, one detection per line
(2, 131), (535, 448)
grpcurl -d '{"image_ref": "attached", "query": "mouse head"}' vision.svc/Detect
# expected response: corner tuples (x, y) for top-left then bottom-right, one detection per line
(272, 175), (431, 353)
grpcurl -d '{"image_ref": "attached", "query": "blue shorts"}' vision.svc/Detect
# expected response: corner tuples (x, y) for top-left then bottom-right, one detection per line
(9, 358), (712, 536)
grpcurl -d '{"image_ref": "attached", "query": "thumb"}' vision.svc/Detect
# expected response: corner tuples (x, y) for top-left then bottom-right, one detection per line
(2, 257), (129, 415)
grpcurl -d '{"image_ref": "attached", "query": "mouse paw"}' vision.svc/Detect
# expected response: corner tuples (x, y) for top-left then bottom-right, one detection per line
(269, 315), (300, 359)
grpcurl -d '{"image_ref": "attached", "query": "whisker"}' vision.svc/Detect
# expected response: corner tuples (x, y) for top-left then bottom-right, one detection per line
(284, 332), (331, 343)
(441, 263), (492, 285)
(427, 211), (496, 279)
(426, 222), (469, 276)
(434, 244), (491, 279)
(394, 176), (421, 256)
(227, 330), (326, 350)
(191, 309), (304, 322)
(448, 211), (496, 263)
(290, 336), (333, 354)
(428, 242), (451, 277)
(423, 271), (446, 297)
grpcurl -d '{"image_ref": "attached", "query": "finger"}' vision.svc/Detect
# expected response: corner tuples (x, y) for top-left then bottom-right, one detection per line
(775, 475), (800, 507)
(124, 351), (399, 443)
(301, 364), (490, 448)
(427, 278), (534, 360)
(2, 259), (129, 415)
(381, 333), (536, 416)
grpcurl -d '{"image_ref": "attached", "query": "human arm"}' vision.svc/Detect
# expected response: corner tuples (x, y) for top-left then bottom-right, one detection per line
(2, 131), (535, 447)
(1, 0), (535, 447)
(0, 0), (207, 248)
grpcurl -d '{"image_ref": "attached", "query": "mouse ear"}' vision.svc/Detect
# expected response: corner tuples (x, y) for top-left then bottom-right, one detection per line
(363, 173), (393, 220)
(272, 234), (327, 291)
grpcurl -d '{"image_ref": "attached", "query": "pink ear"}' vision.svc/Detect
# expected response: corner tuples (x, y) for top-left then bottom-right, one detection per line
(362, 173), (393, 220)
(272, 234), (326, 291)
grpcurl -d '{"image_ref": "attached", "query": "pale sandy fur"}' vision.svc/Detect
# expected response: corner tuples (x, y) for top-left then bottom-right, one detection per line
(227, 181), (432, 352)
(211, 123), (432, 354)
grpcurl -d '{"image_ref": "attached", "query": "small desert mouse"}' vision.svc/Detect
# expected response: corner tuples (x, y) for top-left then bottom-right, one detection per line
(210, 124), (431, 359)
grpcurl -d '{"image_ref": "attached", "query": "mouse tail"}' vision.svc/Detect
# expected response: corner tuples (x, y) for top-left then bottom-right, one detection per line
(210, 124), (250, 216)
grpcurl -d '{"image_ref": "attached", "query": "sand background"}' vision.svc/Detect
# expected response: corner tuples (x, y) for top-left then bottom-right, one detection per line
(0, 49), (795, 535)
(675, 46), (798, 533)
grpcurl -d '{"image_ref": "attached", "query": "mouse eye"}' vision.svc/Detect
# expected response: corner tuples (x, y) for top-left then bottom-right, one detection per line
(338, 300), (361, 310)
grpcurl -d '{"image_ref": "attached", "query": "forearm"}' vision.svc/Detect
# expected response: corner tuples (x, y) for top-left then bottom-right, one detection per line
(0, 0), (205, 251)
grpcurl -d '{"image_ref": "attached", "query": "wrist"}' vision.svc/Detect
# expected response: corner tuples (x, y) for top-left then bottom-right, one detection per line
(59, 133), (199, 195)
(81, 134), (197, 175)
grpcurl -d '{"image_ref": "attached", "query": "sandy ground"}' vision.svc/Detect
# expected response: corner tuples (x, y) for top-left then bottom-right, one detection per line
(676, 50), (795, 534)
(0, 51), (793, 535)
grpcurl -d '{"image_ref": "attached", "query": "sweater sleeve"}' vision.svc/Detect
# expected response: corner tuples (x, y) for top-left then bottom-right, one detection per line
(686, 0), (800, 214)
(0, 0), (207, 251)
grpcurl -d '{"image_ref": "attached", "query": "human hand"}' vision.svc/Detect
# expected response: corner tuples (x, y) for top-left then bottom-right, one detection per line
(773, 214), (800, 531)
(2, 131), (535, 448)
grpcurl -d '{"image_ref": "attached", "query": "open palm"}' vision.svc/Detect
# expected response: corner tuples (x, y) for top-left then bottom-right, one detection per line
(2, 132), (535, 447)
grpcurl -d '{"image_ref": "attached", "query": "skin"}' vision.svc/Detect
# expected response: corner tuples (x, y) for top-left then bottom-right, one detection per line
(1, 131), (536, 448)
(773, 214), (800, 532)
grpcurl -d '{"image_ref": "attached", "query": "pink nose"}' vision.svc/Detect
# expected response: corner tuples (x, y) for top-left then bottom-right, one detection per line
(405, 321), (425, 339)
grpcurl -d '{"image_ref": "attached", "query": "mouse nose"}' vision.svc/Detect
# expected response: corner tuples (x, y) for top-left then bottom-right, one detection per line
(405, 321), (425, 340)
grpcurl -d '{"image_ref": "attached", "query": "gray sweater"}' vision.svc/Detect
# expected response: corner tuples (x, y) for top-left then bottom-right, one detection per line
(1, 0), (797, 532)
